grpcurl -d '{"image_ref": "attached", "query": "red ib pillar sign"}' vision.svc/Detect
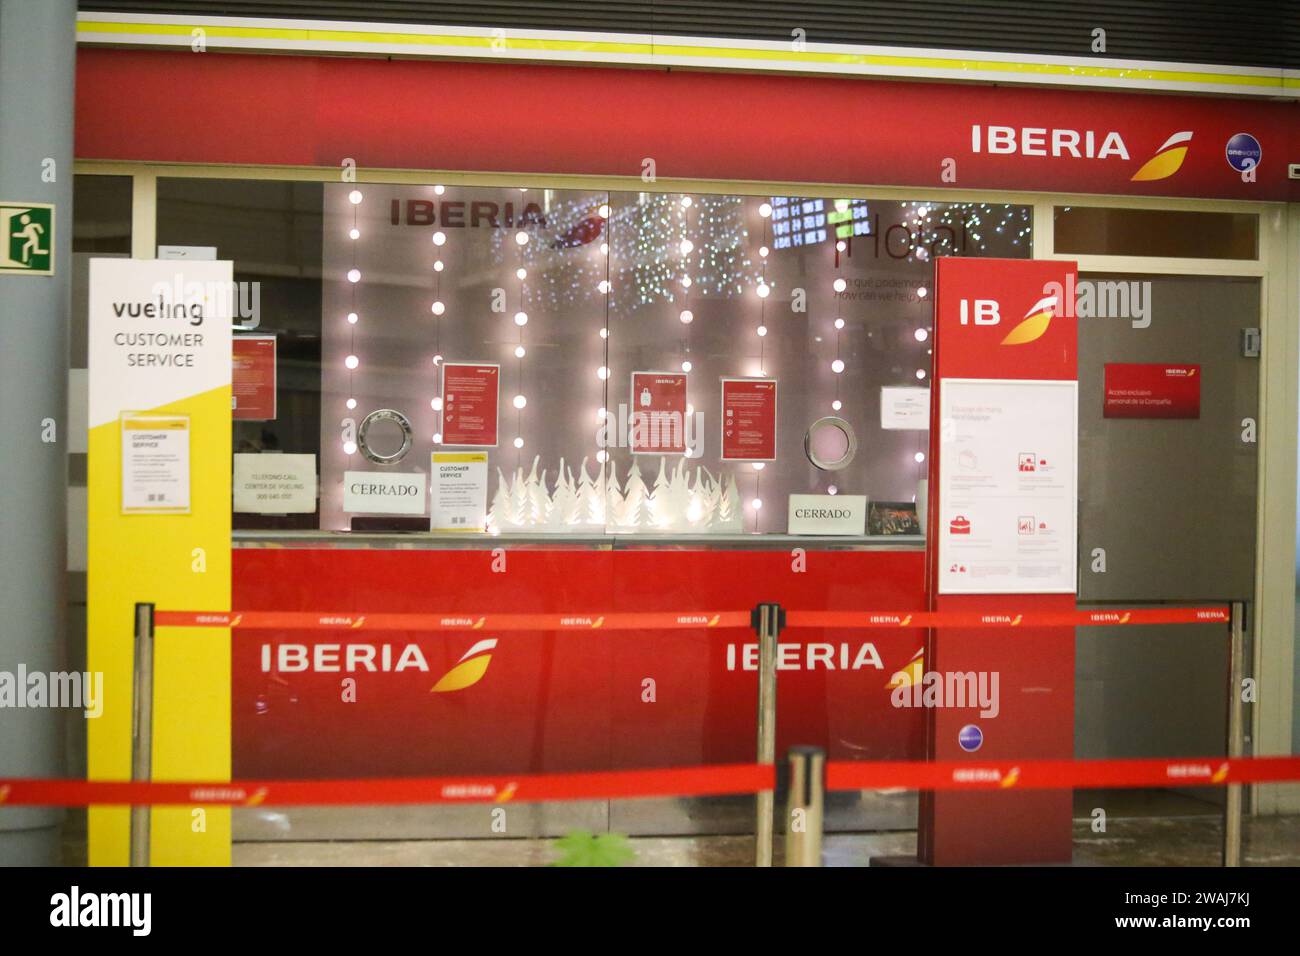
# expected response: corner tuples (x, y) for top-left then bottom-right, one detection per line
(922, 257), (1079, 866)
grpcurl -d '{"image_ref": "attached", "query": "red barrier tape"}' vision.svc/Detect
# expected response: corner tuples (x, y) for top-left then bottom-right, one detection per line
(826, 755), (1300, 791)
(786, 607), (1230, 628)
(0, 763), (772, 808)
(154, 610), (752, 631)
(154, 606), (1229, 632)
(2, 756), (1297, 807)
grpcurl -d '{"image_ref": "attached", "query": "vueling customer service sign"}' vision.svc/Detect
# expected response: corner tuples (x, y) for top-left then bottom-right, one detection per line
(87, 260), (233, 866)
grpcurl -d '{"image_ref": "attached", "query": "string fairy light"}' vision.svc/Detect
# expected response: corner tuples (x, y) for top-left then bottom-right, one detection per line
(748, 198), (781, 531)
(596, 196), (612, 474)
(343, 188), (363, 457)
(679, 194), (694, 375)
(430, 209), (448, 445)
(514, 201), (531, 463)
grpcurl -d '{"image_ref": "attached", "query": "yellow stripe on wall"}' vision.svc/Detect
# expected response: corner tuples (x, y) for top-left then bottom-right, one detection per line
(87, 383), (231, 866)
(75, 19), (1298, 94)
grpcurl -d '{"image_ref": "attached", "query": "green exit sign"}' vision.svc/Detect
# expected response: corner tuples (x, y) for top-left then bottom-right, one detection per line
(0, 201), (54, 275)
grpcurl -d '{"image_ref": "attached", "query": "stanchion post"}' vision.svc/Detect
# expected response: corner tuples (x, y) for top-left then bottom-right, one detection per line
(129, 602), (155, 868)
(1223, 601), (1246, 868)
(785, 746), (825, 867)
(752, 602), (783, 867)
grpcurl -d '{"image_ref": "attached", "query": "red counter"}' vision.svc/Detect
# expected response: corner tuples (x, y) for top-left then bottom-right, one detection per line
(232, 546), (927, 778)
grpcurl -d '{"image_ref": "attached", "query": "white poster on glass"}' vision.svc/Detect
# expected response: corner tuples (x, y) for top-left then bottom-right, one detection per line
(880, 386), (930, 430)
(937, 378), (1077, 594)
(233, 453), (317, 514)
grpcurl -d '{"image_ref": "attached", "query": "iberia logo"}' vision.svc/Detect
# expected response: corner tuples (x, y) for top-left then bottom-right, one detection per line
(886, 647), (924, 690)
(1130, 131), (1193, 182)
(1000, 294), (1058, 346)
(431, 638), (497, 693)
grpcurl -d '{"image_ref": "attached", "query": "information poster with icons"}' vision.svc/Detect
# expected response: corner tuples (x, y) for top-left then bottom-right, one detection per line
(937, 378), (1077, 594)
(440, 362), (500, 447)
(720, 377), (777, 460)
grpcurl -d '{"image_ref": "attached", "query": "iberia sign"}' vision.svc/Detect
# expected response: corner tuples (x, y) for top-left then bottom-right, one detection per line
(76, 53), (1300, 202)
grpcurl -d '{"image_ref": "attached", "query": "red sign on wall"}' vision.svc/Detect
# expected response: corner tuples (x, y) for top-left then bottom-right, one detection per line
(1103, 363), (1201, 419)
(441, 362), (499, 447)
(630, 371), (687, 454)
(931, 258), (1079, 382)
(77, 51), (1300, 203)
(232, 335), (276, 420)
(721, 378), (777, 460)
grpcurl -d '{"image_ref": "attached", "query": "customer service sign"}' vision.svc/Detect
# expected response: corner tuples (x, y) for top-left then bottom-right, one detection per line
(88, 260), (233, 431)
(86, 258), (233, 866)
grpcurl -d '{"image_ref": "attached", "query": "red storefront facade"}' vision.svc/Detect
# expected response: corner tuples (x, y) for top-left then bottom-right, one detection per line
(71, 20), (1300, 864)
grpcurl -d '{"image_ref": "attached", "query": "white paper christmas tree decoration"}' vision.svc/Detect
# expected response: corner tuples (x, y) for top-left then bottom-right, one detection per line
(487, 467), (513, 532)
(508, 466), (528, 526)
(480, 456), (748, 534)
(596, 459), (616, 526)
(549, 459), (580, 529)
(576, 457), (603, 527)
(715, 473), (743, 532)
(617, 460), (648, 531)
(524, 459), (550, 526)
(650, 457), (672, 529)
(666, 459), (693, 531)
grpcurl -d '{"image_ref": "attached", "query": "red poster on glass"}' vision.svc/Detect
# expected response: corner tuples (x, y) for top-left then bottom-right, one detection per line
(721, 378), (777, 460)
(441, 362), (500, 447)
(1103, 363), (1201, 419)
(232, 335), (277, 420)
(630, 371), (687, 454)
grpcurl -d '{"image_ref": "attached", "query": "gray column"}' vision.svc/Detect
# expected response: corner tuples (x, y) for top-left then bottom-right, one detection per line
(0, 0), (76, 866)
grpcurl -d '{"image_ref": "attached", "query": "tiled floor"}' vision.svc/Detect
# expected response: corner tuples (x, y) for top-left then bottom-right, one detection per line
(232, 814), (1300, 867)
(59, 796), (1300, 867)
